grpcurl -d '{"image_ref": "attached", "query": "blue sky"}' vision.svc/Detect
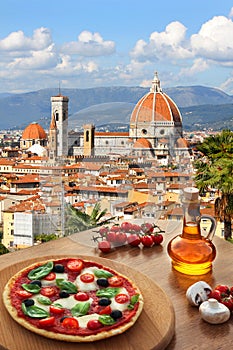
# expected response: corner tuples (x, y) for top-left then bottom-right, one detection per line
(1, 0), (233, 94)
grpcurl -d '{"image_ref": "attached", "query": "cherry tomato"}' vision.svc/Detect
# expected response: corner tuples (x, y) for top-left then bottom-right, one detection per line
(115, 293), (129, 304)
(208, 289), (222, 301)
(62, 317), (79, 329)
(38, 316), (55, 327)
(141, 235), (154, 247)
(127, 233), (141, 247)
(120, 222), (133, 232)
(98, 240), (111, 253)
(87, 319), (102, 330)
(151, 233), (163, 245)
(230, 286), (233, 296)
(221, 296), (233, 311)
(99, 305), (112, 315)
(141, 223), (154, 234)
(80, 273), (95, 283)
(40, 286), (57, 297)
(131, 224), (142, 233)
(99, 226), (109, 236)
(74, 292), (89, 301)
(115, 232), (127, 245)
(106, 231), (117, 243)
(108, 275), (124, 287)
(44, 272), (56, 281)
(67, 259), (84, 272)
(215, 285), (230, 297)
(50, 305), (64, 314)
(16, 290), (33, 298)
(110, 225), (120, 232)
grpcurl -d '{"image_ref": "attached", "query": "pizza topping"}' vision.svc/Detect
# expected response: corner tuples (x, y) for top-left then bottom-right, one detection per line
(94, 269), (113, 279)
(36, 296), (52, 305)
(28, 261), (54, 280)
(59, 291), (70, 298)
(96, 287), (120, 299)
(99, 305), (112, 315)
(30, 280), (42, 287)
(38, 316), (55, 327)
(115, 293), (129, 304)
(22, 283), (41, 294)
(40, 286), (57, 297)
(87, 319), (102, 330)
(44, 272), (56, 281)
(23, 299), (35, 307)
(98, 298), (111, 306)
(49, 305), (64, 314)
(53, 264), (65, 273)
(128, 294), (140, 310)
(108, 276), (124, 287)
(74, 292), (89, 301)
(56, 279), (78, 294)
(15, 290), (33, 298)
(62, 317), (79, 329)
(110, 310), (123, 320)
(98, 314), (116, 326)
(80, 273), (95, 283)
(21, 303), (49, 318)
(67, 259), (84, 272)
(97, 278), (109, 288)
(71, 302), (90, 317)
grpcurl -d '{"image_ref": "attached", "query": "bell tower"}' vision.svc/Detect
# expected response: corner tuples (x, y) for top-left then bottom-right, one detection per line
(83, 124), (95, 156)
(51, 94), (69, 157)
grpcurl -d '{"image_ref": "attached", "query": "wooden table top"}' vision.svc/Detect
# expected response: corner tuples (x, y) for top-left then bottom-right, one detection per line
(0, 221), (233, 350)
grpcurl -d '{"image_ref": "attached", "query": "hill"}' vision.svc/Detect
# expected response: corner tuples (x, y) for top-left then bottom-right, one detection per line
(0, 85), (232, 130)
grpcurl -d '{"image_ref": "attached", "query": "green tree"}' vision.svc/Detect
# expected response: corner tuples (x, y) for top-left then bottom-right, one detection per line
(64, 202), (115, 236)
(194, 129), (233, 240)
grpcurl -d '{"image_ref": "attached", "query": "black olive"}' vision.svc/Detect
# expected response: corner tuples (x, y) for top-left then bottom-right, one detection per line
(30, 280), (42, 287)
(59, 290), (70, 298)
(110, 310), (123, 320)
(97, 278), (109, 287)
(53, 264), (65, 273)
(98, 298), (111, 306)
(23, 299), (35, 307)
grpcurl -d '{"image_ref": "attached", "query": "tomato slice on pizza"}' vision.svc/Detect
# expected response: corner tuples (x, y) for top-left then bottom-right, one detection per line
(3, 258), (143, 342)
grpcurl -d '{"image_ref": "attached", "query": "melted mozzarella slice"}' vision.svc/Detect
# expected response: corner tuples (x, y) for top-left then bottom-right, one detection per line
(74, 313), (100, 328)
(54, 295), (93, 309)
(110, 287), (130, 311)
(41, 273), (68, 286)
(75, 267), (99, 292)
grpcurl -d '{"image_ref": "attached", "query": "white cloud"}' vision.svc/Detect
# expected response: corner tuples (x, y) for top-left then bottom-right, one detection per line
(130, 21), (192, 62)
(61, 30), (115, 56)
(178, 58), (209, 77)
(190, 16), (233, 62)
(0, 27), (52, 52)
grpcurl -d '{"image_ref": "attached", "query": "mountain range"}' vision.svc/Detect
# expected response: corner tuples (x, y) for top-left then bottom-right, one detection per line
(0, 85), (233, 131)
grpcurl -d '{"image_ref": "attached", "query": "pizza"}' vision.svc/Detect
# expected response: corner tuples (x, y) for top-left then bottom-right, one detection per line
(3, 257), (143, 342)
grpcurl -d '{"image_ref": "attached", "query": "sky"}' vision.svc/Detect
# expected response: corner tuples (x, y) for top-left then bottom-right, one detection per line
(1, 0), (233, 94)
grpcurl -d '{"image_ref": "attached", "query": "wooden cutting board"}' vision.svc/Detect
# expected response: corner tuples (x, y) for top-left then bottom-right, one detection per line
(1, 255), (175, 350)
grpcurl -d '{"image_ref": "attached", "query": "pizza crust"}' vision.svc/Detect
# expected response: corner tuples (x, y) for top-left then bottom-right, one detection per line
(3, 258), (144, 342)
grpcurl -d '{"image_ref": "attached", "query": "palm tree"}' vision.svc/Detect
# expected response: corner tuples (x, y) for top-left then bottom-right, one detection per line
(194, 129), (233, 240)
(64, 202), (115, 236)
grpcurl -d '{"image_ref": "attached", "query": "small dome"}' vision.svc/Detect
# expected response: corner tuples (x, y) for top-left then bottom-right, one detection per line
(22, 122), (47, 140)
(133, 138), (152, 148)
(130, 72), (182, 125)
(27, 144), (47, 156)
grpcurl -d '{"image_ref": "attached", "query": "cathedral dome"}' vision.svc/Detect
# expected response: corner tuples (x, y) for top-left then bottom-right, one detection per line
(22, 122), (47, 140)
(130, 72), (182, 124)
(133, 138), (152, 148)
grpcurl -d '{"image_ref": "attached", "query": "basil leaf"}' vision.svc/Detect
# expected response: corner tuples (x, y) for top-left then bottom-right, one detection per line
(21, 304), (49, 318)
(37, 296), (52, 305)
(71, 302), (90, 317)
(127, 294), (140, 310)
(52, 303), (63, 308)
(94, 269), (113, 278)
(22, 283), (41, 294)
(28, 261), (54, 280)
(99, 315), (116, 326)
(96, 287), (120, 298)
(56, 279), (77, 293)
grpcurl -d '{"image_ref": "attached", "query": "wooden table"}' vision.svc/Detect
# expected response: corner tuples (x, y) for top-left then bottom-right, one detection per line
(1, 220), (233, 350)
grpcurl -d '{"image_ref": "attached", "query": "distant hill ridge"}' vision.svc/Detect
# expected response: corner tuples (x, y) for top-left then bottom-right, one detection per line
(0, 85), (232, 130)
